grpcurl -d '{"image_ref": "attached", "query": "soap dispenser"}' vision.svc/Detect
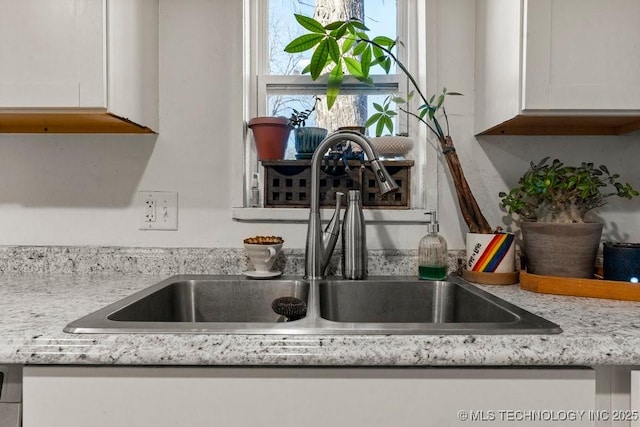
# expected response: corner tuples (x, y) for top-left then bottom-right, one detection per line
(418, 210), (448, 280)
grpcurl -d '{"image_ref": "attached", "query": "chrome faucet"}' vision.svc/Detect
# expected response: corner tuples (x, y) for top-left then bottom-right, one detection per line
(304, 130), (400, 279)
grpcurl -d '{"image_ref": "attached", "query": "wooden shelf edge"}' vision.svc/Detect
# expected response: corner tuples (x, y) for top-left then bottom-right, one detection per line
(520, 271), (640, 301)
(477, 114), (640, 136)
(0, 111), (156, 134)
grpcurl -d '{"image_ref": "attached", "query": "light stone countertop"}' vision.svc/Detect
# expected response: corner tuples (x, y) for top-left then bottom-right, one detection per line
(3, 272), (640, 367)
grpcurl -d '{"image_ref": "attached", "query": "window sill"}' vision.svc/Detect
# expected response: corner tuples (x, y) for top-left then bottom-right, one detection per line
(231, 207), (430, 224)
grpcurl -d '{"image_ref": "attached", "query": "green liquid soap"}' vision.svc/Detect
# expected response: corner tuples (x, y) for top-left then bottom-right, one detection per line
(419, 265), (447, 280)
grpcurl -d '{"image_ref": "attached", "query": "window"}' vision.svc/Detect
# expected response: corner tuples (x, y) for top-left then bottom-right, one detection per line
(265, 0), (401, 162)
(237, 0), (437, 221)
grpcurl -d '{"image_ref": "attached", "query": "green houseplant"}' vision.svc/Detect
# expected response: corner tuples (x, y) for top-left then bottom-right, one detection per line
(284, 15), (493, 235)
(284, 14), (520, 284)
(288, 97), (328, 159)
(500, 157), (639, 278)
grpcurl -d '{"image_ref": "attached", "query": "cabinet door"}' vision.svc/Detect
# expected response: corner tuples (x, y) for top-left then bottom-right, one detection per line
(524, 0), (640, 110)
(24, 366), (595, 427)
(632, 370), (640, 427)
(0, 0), (105, 108)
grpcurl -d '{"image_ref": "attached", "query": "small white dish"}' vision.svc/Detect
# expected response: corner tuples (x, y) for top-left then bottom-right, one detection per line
(243, 270), (282, 279)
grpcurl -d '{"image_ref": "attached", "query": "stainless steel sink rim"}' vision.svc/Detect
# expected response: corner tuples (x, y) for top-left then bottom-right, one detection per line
(64, 275), (562, 335)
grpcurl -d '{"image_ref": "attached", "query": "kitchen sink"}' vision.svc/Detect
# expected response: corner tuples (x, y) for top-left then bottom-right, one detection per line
(65, 276), (310, 334)
(108, 278), (309, 323)
(319, 280), (518, 323)
(64, 275), (561, 335)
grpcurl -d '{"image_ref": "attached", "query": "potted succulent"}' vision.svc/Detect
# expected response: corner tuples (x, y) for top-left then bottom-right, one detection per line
(284, 15), (518, 283)
(500, 157), (639, 278)
(288, 97), (328, 159)
(248, 116), (291, 161)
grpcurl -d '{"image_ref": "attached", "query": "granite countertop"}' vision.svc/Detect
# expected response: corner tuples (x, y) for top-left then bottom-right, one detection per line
(2, 272), (640, 367)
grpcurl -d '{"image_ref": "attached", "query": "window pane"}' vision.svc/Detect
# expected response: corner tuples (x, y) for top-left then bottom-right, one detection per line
(268, 0), (397, 76)
(268, 93), (397, 160)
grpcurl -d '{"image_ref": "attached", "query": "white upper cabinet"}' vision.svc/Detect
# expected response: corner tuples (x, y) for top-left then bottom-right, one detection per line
(0, 0), (105, 108)
(475, 0), (640, 135)
(0, 0), (158, 133)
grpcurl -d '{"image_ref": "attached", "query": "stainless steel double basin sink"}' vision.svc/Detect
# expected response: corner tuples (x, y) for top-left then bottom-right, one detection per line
(64, 275), (561, 335)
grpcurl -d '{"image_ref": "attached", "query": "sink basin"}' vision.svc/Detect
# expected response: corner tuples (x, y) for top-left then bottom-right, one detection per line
(316, 277), (560, 334)
(65, 275), (561, 335)
(319, 280), (518, 323)
(65, 276), (311, 334)
(108, 278), (309, 323)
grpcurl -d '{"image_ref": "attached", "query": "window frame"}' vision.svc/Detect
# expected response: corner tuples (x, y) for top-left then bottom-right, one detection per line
(234, 0), (438, 223)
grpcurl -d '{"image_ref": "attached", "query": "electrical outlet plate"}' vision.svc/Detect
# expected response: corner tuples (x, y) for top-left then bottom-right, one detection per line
(138, 191), (178, 230)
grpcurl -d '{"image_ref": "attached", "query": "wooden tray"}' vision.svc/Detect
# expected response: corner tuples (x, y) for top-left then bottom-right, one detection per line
(462, 270), (519, 285)
(520, 271), (640, 302)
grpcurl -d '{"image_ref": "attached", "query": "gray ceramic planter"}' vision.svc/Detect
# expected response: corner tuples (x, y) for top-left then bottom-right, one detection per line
(521, 222), (603, 278)
(294, 127), (328, 159)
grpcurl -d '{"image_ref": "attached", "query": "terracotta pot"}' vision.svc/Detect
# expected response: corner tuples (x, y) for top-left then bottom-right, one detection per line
(521, 222), (603, 278)
(248, 117), (291, 160)
(337, 125), (366, 134)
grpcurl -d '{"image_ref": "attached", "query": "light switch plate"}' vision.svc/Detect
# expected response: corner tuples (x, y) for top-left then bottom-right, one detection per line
(139, 191), (178, 230)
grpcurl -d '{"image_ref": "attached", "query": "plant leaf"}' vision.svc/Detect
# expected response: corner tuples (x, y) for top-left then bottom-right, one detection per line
(344, 57), (363, 76)
(349, 19), (369, 31)
(284, 34), (325, 53)
(375, 117), (385, 136)
(354, 75), (374, 86)
(353, 41), (368, 56)
(294, 14), (326, 34)
(310, 39), (330, 80)
(360, 45), (372, 76)
(327, 37), (341, 63)
(372, 45), (384, 62)
(381, 57), (392, 74)
(384, 115), (394, 134)
(341, 36), (355, 53)
(324, 21), (344, 31)
(333, 24), (347, 40)
(372, 35), (395, 48)
(365, 112), (383, 128)
(326, 63), (343, 109)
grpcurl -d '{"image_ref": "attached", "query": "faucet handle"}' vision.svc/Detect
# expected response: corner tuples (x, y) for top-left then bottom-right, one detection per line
(320, 191), (344, 275)
(334, 191), (344, 209)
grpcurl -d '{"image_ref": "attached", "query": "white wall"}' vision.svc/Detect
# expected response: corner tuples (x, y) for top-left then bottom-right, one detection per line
(0, 0), (638, 250)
